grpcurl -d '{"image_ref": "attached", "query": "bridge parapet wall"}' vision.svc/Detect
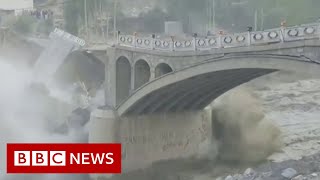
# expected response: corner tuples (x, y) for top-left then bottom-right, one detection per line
(118, 22), (320, 52)
(249, 28), (282, 45)
(283, 23), (320, 41)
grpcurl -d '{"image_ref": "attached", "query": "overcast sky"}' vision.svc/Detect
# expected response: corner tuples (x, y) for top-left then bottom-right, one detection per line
(0, 0), (33, 10)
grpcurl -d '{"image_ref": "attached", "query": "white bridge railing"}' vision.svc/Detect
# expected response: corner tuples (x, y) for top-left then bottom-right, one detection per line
(117, 22), (320, 51)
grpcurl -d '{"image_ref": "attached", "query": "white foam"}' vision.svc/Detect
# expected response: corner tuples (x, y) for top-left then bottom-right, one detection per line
(0, 59), (87, 179)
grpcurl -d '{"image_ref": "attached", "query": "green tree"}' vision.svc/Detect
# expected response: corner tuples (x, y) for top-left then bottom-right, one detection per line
(64, 0), (116, 35)
(162, 0), (320, 33)
(13, 16), (36, 35)
(275, 0), (320, 25)
(64, 0), (80, 35)
(37, 18), (54, 35)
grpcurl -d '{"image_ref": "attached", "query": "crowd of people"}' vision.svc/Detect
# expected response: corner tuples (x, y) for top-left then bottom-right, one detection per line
(21, 9), (54, 20)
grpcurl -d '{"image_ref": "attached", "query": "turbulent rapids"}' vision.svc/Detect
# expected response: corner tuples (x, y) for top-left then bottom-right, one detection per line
(212, 88), (283, 163)
(0, 51), (320, 180)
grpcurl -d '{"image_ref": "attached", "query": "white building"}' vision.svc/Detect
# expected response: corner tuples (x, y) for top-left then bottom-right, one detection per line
(0, 0), (34, 15)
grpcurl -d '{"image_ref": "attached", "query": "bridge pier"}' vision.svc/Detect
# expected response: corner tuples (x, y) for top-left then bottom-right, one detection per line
(88, 107), (215, 178)
(89, 108), (119, 180)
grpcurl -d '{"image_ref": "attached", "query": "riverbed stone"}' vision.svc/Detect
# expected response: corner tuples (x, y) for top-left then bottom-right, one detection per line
(225, 175), (234, 180)
(281, 168), (298, 179)
(232, 174), (243, 180)
(291, 175), (304, 180)
(244, 168), (256, 177)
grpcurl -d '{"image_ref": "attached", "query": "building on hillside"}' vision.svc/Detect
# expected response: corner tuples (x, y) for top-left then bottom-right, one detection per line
(165, 21), (183, 36)
(0, 0), (34, 15)
(34, 0), (65, 29)
(0, 0), (33, 26)
(0, 9), (14, 18)
(118, 17), (146, 34)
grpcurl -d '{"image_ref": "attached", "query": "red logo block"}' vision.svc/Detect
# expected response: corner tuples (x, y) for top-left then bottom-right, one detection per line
(7, 144), (121, 174)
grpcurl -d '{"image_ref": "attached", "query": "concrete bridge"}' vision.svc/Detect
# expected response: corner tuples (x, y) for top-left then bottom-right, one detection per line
(86, 22), (320, 179)
(101, 23), (320, 114)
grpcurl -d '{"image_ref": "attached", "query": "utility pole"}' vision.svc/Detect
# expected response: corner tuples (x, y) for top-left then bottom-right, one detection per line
(208, 0), (211, 32)
(84, 0), (88, 39)
(113, 0), (118, 41)
(99, 0), (104, 41)
(206, 0), (213, 33)
(260, 8), (264, 31)
(212, 0), (216, 32)
(206, 0), (216, 33)
(254, 9), (258, 31)
(106, 15), (111, 41)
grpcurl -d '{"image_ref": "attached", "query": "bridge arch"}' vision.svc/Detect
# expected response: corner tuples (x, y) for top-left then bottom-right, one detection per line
(134, 59), (151, 89)
(117, 54), (320, 116)
(155, 63), (173, 78)
(116, 56), (132, 105)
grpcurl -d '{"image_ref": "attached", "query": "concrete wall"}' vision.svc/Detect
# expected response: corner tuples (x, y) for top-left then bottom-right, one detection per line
(119, 110), (212, 172)
(89, 108), (213, 175)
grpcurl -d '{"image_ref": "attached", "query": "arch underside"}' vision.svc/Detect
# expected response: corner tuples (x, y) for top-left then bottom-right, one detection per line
(124, 68), (276, 115)
(116, 56), (132, 105)
(117, 54), (320, 116)
(134, 60), (151, 89)
(155, 63), (173, 78)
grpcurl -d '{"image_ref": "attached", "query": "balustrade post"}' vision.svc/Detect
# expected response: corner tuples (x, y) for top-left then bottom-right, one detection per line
(172, 42), (175, 51)
(193, 33), (197, 51)
(171, 36), (175, 51)
(247, 32), (251, 46)
(280, 27), (285, 42)
(117, 31), (120, 45)
(134, 32), (137, 47)
(152, 34), (155, 50)
(218, 35), (222, 48)
(218, 30), (224, 48)
(247, 27), (252, 46)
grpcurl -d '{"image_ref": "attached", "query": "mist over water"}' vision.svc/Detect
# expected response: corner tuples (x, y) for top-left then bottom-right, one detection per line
(0, 54), (285, 180)
(0, 58), (88, 180)
(212, 88), (283, 163)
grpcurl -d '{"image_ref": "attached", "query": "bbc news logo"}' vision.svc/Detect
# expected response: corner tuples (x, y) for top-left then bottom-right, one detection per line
(7, 143), (121, 174)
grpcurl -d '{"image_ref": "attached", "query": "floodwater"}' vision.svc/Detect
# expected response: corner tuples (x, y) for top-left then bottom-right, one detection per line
(0, 55), (319, 180)
(110, 71), (320, 180)
(258, 79), (320, 162)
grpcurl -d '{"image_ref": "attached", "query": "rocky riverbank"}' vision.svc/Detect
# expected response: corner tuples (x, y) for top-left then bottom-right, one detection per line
(217, 152), (320, 180)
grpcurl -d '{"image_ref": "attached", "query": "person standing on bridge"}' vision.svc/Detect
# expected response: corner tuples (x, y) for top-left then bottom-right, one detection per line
(281, 20), (287, 28)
